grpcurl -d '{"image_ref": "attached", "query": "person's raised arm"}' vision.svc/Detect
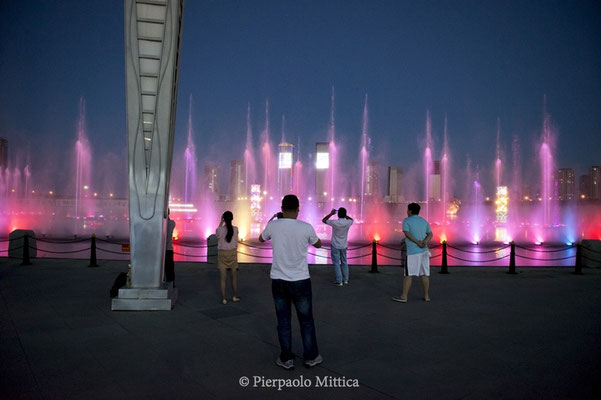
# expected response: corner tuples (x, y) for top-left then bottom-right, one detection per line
(322, 209), (336, 224)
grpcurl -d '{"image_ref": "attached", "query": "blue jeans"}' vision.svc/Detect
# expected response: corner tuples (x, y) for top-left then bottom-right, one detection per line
(331, 247), (349, 283)
(272, 278), (319, 361)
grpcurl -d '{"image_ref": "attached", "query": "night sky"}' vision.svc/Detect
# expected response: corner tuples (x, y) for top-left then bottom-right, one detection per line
(1, 0), (600, 198)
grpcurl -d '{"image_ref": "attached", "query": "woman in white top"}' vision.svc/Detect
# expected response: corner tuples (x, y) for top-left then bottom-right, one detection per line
(216, 211), (239, 304)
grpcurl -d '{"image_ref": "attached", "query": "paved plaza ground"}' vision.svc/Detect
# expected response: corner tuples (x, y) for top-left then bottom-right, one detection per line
(1, 258), (600, 399)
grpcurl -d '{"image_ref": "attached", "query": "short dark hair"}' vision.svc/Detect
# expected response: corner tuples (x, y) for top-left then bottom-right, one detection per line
(337, 207), (347, 218)
(281, 194), (299, 211)
(408, 203), (421, 215)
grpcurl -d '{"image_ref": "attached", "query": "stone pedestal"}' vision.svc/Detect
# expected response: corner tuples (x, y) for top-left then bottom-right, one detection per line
(9, 230), (37, 259)
(112, 281), (178, 311)
(582, 240), (601, 268)
(207, 234), (218, 264)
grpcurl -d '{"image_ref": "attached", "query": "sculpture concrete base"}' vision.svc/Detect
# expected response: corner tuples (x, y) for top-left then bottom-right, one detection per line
(582, 240), (601, 268)
(111, 282), (178, 311)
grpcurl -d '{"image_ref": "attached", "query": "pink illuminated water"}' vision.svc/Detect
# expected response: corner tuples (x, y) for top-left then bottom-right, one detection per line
(1, 95), (600, 259)
(441, 115), (450, 228)
(328, 87), (337, 205)
(74, 98), (93, 228)
(359, 94), (369, 222)
(184, 97), (197, 206)
(424, 110), (433, 221)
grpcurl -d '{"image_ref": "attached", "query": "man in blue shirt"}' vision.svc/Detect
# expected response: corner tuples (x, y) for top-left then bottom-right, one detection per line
(393, 203), (433, 303)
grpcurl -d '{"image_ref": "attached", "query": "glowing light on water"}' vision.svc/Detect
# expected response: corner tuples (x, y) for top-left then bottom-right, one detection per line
(495, 186), (508, 222)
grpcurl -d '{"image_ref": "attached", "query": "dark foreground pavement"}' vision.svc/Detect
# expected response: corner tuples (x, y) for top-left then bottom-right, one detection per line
(1, 258), (600, 400)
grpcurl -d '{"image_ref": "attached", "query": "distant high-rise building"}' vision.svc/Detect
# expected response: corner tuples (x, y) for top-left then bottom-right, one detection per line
(428, 160), (441, 201)
(557, 168), (575, 201)
(386, 166), (403, 203)
(365, 160), (379, 198)
(203, 163), (220, 199)
(278, 142), (294, 195)
(0, 137), (7, 169)
(590, 166), (601, 200)
(315, 142), (329, 202)
(229, 160), (245, 200)
(579, 175), (590, 199)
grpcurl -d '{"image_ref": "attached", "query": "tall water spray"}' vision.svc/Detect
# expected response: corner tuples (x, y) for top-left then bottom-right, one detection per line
(244, 103), (256, 195)
(424, 110), (433, 221)
(74, 98), (92, 223)
(184, 96), (197, 206)
(441, 115), (450, 226)
(293, 139), (303, 197)
(540, 99), (555, 228)
(261, 99), (276, 209)
(328, 86), (337, 204)
(495, 118), (503, 188)
(359, 94), (369, 222)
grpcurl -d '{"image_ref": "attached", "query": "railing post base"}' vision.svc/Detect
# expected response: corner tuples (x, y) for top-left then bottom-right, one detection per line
(88, 234), (99, 268)
(21, 233), (32, 266)
(439, 241), (449, 274)
(369, 240), (379, 273)
(507, 242), (517, 275)
(572, 243), (583, 275)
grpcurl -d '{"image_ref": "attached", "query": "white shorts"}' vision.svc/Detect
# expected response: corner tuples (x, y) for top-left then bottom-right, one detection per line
(405, 251), (430, 276)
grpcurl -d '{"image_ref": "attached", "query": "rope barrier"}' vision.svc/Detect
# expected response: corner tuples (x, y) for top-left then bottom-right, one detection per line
(35, 237), (91, 244)
(347, 242), (376, 250)
(94, 237), (129, 245)
(376, 253), (403, 261)
(307, 252), (330, 259)
(514, 244), (575, 253)
(376, 243), (402, 251)
(30, 246), (91, 254)
(447, 254), (510, 263)
(236, 241), (272, 250)
(176, 242), (215, 249)
(446, 244), (510, 254)
(96, 247), (131, 256)
(514, 254), (576, 262)
(173, 250), (207, 258)
(236, 251), (272, 259)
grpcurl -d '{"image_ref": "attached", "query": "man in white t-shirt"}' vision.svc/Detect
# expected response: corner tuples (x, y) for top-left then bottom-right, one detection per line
(259, 194), (323, 370)
(322, 207), (353, 285)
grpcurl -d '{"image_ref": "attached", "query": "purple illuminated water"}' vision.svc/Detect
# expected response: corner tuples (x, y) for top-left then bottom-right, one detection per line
(1, 95), (600, 264)
(360, 94), (369, 222)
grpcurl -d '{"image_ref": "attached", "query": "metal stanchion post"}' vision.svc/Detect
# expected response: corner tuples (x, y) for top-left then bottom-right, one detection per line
(573, 243), (583, 275)
(88, 234), (98, 268)
(369, 240), (379, 273)
(21, 233), (31, 266)
(507, 241), (517, 274)
(439, 241), (449, 274)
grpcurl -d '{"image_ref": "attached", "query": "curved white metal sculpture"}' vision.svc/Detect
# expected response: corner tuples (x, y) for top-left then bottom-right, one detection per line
(113, 0), (184, 310)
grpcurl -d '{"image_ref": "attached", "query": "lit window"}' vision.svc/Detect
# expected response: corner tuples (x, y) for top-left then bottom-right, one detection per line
(279, 152), (292, 169)
(315, 152), (329, 169)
